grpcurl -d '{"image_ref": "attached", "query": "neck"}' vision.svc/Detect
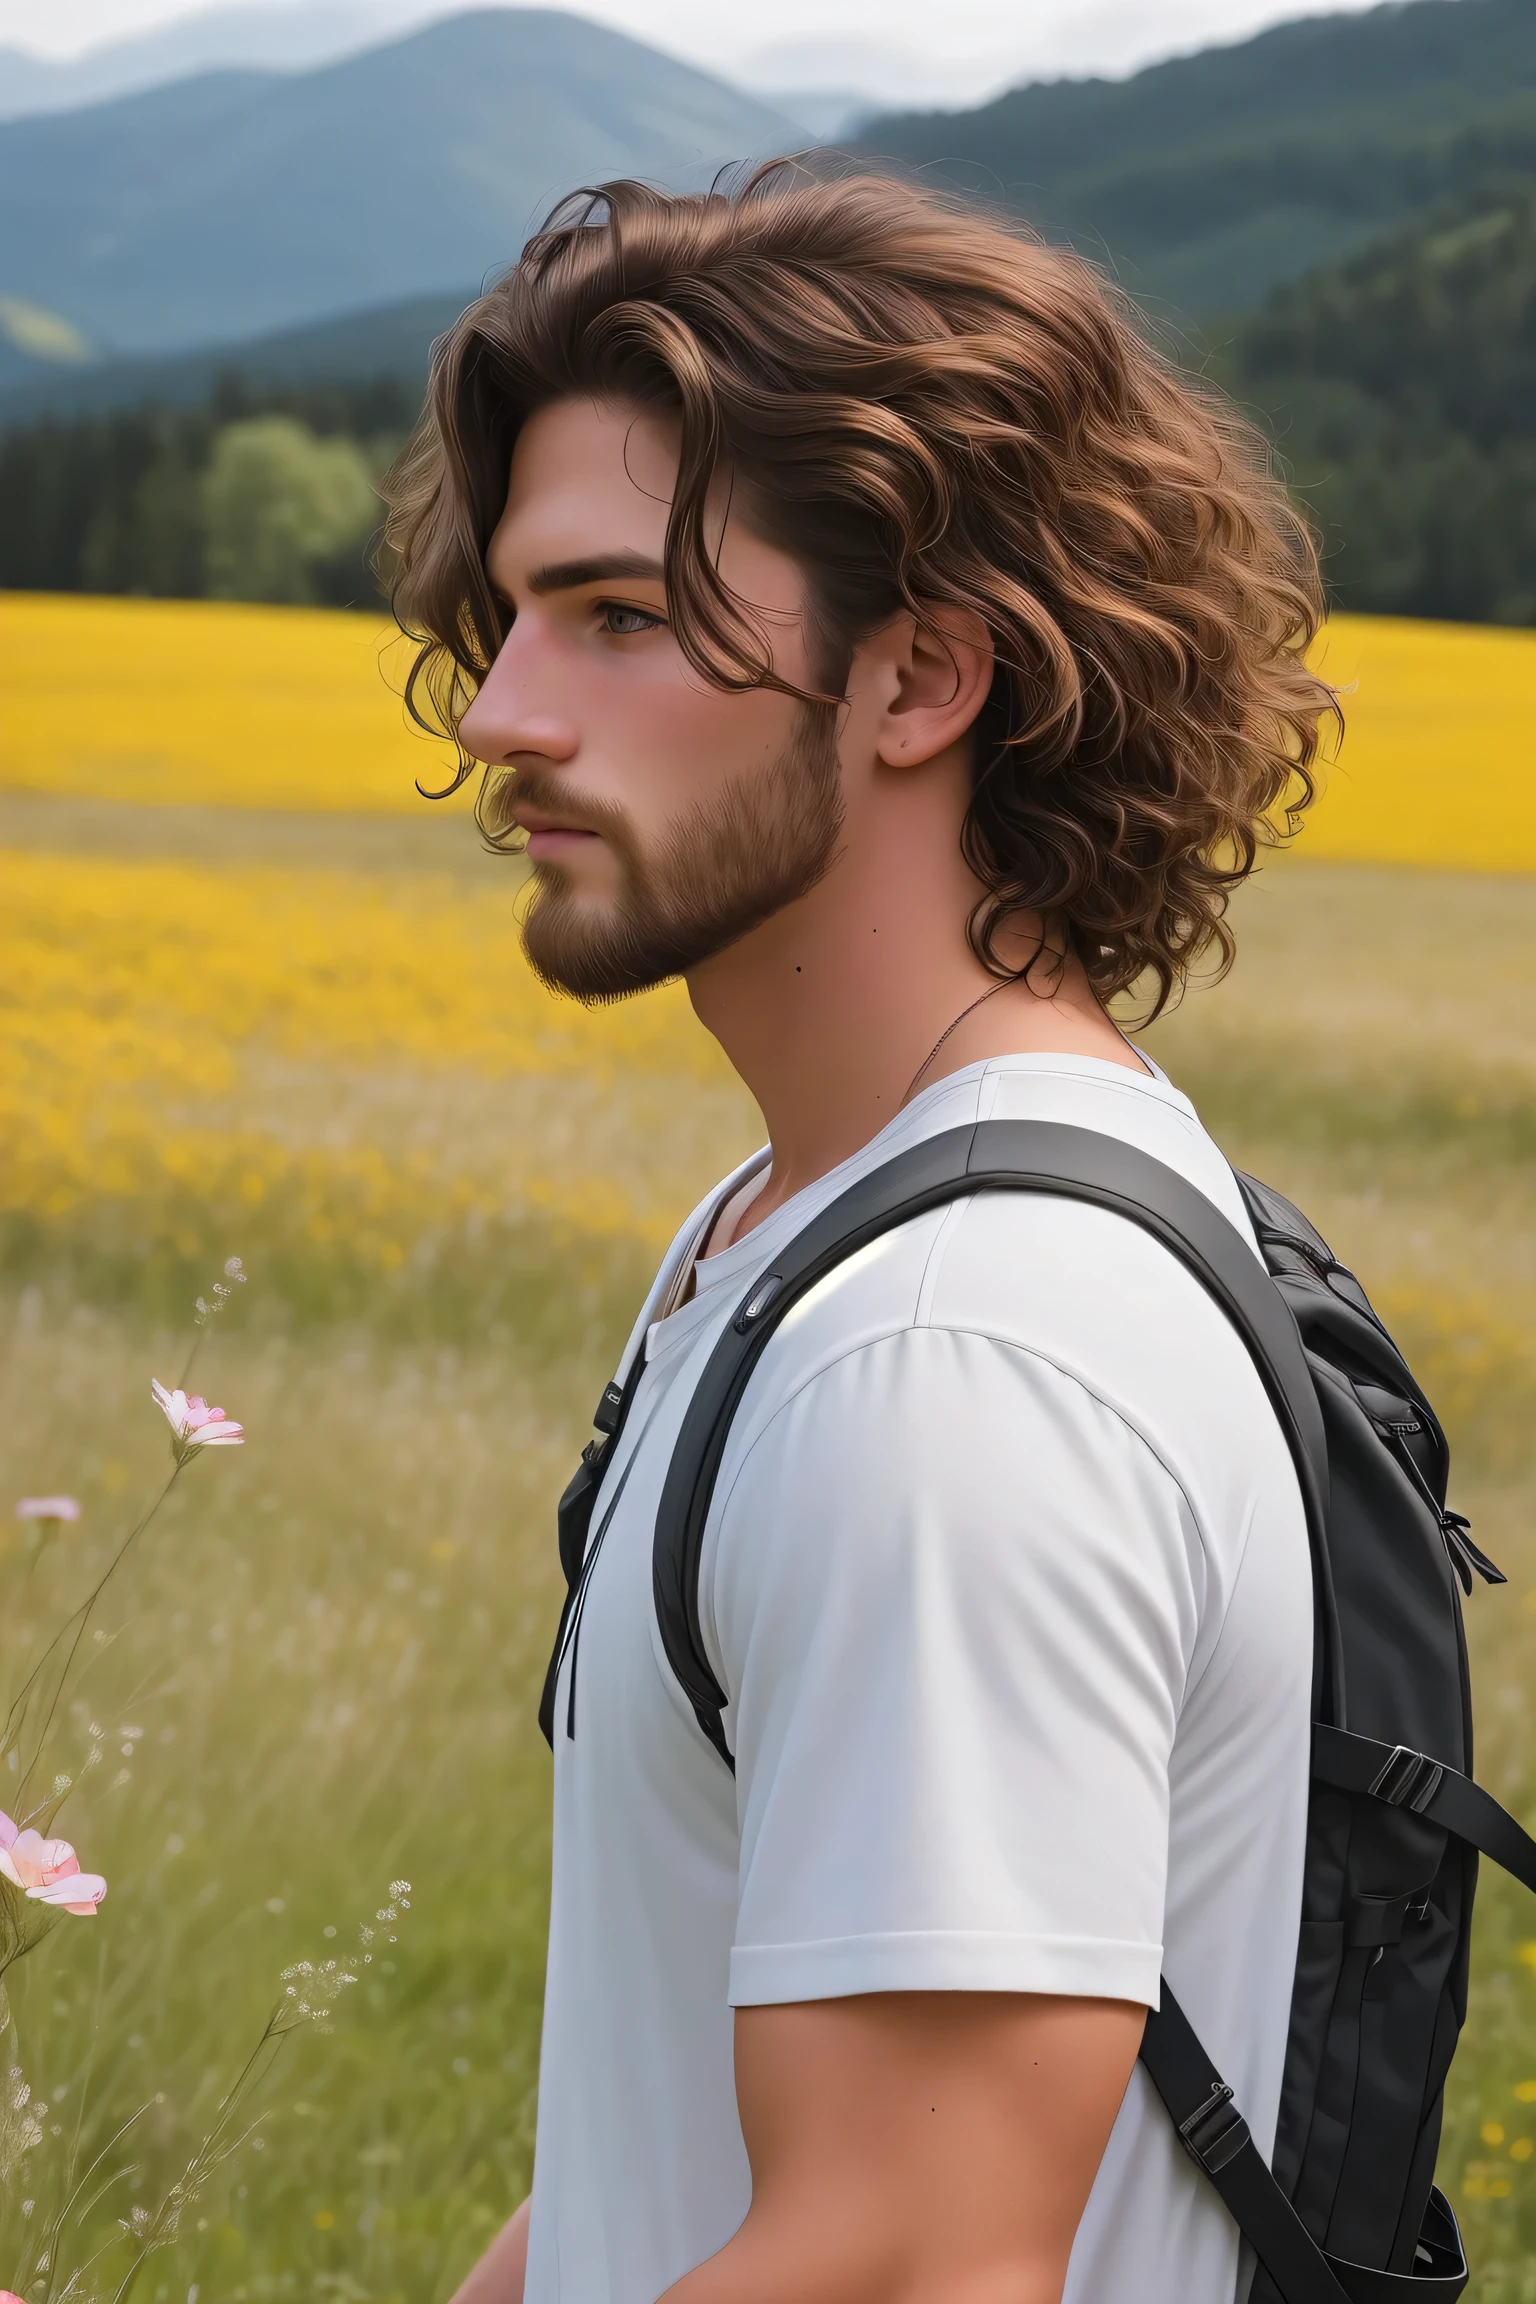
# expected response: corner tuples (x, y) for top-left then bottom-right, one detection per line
(686, 751), (1145, 1239)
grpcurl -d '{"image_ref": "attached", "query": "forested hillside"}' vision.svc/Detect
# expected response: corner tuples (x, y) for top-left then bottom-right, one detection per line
(1221, 183), (1536, 624)
(858, 0), (1536, 315)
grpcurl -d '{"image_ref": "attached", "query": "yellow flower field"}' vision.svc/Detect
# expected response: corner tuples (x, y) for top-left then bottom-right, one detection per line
(2, 585), (1532, 1333)
(1, 593), (453, 813)
(3, 591), (1535, 867)
(5, 848), (719, 1090)
(0, 848), (752, 1315)
(1308, 616), (1536, 873)
(0, 588), (1535, 2297)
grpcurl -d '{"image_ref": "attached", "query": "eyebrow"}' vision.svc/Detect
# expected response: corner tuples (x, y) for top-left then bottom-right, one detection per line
(523, 550), (666, 597)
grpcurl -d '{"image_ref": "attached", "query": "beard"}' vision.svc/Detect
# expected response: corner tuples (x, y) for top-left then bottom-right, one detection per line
(507, 706), (845, 1003)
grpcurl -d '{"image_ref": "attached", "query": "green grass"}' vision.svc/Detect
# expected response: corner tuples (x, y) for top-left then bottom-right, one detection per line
(0, 1296), (584, 2303)
(3, 819), (1536, 2298)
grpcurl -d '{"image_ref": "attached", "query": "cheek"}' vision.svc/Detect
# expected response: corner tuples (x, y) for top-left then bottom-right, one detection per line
(600, 673), (797, 821)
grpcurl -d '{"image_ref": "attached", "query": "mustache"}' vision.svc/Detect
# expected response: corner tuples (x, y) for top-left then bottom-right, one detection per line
(480, 764), (633, 852)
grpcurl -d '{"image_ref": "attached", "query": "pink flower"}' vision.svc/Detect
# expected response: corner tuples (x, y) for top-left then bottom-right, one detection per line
(14, 1496), (80, 1522)
(151, 1380), (244, 1463)
(0, 1811), (106, 1917)
(0, 2290), (26, 2302)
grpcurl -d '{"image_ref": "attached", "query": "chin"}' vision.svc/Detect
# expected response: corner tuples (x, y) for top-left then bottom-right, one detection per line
(526, 868), (619, 930)
(521, 886), (638, 1002)
(528, 855), (621, 908)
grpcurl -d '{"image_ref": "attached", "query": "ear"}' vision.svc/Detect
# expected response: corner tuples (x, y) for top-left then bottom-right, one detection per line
(871, 606), (994, 770)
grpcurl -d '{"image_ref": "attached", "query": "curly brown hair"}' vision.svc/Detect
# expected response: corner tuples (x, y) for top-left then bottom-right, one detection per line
(384, 165), (1336, 1017)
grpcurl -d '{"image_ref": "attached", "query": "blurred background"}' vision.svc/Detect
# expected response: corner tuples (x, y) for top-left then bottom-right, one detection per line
(1, 1), (1534, 2298)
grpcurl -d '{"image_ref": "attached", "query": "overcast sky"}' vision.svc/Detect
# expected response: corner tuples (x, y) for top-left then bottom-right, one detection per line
(3, 0), (1403, 104)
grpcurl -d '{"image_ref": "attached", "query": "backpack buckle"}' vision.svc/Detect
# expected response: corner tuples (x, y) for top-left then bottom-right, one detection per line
(1177, 2082), (1251, 2174)
(1367, 1745), (1445, 1814)
(733, 1275), (784, 1333)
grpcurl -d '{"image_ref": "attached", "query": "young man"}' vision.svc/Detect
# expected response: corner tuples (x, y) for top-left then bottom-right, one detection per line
(386, 168), (1335, 2304)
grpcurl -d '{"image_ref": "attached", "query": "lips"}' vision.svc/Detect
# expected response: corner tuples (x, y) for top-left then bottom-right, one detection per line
(512, 802), (599, 859)
(524, 825), (601, 860)
(512, 798), (599, 838)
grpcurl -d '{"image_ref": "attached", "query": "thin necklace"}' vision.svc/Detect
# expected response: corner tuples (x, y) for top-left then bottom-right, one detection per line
(899, 977), (1015, 1111)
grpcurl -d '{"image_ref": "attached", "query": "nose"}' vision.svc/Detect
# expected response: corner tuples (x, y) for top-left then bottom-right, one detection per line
(457, 622), (579, 769)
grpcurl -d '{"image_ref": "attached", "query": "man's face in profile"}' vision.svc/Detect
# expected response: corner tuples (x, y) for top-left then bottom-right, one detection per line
(456, 397), (845, 1002)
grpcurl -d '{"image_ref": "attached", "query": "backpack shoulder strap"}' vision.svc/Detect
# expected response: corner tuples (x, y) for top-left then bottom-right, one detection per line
(654, 1115), (1338, 1766)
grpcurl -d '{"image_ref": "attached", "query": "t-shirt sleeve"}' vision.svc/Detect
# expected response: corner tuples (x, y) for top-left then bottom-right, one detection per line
(706, 1324), (1206, 2011)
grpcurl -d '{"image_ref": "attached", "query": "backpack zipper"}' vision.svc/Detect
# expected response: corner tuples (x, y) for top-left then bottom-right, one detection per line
(1376, 1422), (1505, 1592)
(1260, 1219), (1502, 1593)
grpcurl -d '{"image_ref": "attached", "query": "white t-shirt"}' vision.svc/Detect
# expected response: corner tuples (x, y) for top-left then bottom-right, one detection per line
(524, 1054), (1312, 2304)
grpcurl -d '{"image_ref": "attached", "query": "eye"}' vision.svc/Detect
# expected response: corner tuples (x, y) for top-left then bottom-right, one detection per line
(601, 603), (663, 637)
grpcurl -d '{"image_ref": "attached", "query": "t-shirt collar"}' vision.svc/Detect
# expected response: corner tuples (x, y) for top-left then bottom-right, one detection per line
(644, 1049), (1189, 1363)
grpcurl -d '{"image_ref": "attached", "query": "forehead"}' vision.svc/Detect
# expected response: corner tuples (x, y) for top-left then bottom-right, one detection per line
(492, 398), (679, 567)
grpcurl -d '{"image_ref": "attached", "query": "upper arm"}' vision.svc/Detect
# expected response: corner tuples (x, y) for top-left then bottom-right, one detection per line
(664, 1991), (1145, 2304)
(685, 1319), (1206, 2298)
(712, 1325), (1203, 2014)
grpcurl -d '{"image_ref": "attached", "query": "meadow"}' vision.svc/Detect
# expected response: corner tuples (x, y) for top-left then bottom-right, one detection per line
(2, 591), (1536, 2301)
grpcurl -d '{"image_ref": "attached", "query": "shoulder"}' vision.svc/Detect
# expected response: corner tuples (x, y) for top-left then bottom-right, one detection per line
(698, 1197), (1306, 1744)
(701, 1134), (1300, 1660)
(719, 1063), (1265, 1445)
(726, 1179), (1277, 1480)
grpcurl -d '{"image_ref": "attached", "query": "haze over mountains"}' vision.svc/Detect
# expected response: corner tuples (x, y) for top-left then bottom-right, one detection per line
(0, 3), (447, 118)
(2, 0), (1530, 420)
(0, 0), (1403, 124)
(0, 8), (800, 362)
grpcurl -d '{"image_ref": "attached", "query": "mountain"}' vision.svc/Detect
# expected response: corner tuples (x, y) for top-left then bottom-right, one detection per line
(0, 8), (803, 358)
(0, 5), (450, 120)
(856, 0), (1536, 316)
(0, 288), (474, 427)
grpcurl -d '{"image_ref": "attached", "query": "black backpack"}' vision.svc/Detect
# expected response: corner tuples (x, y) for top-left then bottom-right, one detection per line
(541, 1118), (1536, 2304)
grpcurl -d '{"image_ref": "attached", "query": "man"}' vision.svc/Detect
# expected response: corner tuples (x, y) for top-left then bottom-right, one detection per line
(385, 167), (1335, 2304)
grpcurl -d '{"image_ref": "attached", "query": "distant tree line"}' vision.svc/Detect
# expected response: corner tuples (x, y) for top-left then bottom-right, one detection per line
(0, 374), (418, 607)
(2, 185), (1534, 626)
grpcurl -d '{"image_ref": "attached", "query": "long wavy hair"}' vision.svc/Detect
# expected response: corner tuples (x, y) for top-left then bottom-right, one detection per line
(384, 165), (1337, 1016)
